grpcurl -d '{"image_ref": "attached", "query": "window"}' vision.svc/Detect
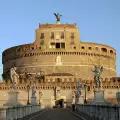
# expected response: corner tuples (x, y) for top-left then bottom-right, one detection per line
(57, 78), (60, 83)
(110, 50), (113, 54)
(81, 46), (84, 49)
(88, 47), (92, 50)
(118, 79), (120, 82)
(101, 48), (107, 52)
(51, 32), (54, 39)
(56, 43), (60, 48)
(31, 47), (34, 50)
(40, 33), (44, 39)
(50, 42), (55, 49)
(74, 46), (76, 49)
(71, 32), (74, 39)
(61, 43), (65, 49)
(61, 32), (64, 39)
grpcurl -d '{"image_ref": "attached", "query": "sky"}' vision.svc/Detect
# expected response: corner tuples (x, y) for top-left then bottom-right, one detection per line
(0, 0), (120, 79)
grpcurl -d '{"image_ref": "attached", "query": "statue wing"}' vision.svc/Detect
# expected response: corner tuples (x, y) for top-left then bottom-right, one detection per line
(54, 13), (57, 17)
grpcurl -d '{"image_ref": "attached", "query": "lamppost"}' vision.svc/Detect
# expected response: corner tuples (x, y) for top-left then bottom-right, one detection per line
(54, 87), (56, 100)
(27, 85), (30, 105)
(39, 91), (43, 105)
(84, 83), (87, 104)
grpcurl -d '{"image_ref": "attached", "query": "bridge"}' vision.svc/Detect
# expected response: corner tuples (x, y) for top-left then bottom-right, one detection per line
(0, 104), (120, 120)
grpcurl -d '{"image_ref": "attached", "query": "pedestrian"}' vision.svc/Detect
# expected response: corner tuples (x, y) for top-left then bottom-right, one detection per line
(72, 104), (75, 111)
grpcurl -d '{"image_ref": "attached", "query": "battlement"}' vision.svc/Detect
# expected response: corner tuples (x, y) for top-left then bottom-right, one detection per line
(39, 24), (76, 29)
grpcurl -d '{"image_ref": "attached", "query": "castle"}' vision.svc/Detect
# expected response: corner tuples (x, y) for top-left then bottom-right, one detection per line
(0, 14), (119, 107)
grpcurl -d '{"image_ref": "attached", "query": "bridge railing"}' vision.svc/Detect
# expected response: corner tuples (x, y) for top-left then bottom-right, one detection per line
(0, 104), (40, 120)
(77, 104), (120, 120)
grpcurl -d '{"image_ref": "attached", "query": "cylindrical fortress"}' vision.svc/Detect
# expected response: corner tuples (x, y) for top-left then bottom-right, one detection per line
(2, 23), (116, 81)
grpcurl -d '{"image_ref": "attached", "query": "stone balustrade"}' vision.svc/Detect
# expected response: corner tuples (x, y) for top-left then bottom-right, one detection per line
(0, 104), (40, 120)
(77, 104), (120, 120)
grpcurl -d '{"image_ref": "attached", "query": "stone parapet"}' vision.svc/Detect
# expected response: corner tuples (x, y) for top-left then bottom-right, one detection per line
(77, 104), (120, 120)
(0, 104), (41, 120)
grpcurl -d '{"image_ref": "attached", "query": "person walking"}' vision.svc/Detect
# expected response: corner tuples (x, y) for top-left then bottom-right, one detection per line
(72, 104), (75, 111)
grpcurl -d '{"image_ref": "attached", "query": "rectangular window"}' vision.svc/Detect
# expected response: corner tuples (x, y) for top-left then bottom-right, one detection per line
(71, 32), (74, 39)
(50, 42), (55, 48)
(61, 32), (64, 39)
(61, 43), (65, 49)
(51, 32), (54, 39)
(56, 43), (60, 48)
(40, 33), (44, 39)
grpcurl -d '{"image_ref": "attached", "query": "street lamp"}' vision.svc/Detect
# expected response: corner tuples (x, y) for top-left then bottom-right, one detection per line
(27, 85), (30, 105)
(54, 87), (56, 100)
(39, 91), (43, 105)
(84, 83), (87, 104)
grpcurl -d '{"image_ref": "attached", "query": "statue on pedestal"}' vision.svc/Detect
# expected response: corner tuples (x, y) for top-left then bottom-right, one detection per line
(91, 65), (103, 89)
(56, 87), (61, 100)
(72, 90), (76, 104)
(10, 67), (19, 91)
(90, 65), (109, 105)
(75, 80), (83, 104)
(4, 66), (21, 106)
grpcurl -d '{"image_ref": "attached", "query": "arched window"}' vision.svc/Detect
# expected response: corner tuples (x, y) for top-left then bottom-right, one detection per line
(81, 46), (85, 49)
(57, 78), (60, 83)
(88, 47), (92, 50)
(110, 50), (113, 54)
(101, 48), (107, 52)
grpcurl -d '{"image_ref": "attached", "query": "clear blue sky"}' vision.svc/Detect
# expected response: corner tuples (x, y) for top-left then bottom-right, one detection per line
(0, 0), (120, 79)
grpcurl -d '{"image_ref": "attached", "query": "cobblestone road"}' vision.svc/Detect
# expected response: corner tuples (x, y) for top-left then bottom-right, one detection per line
(29, 108), (84, 120)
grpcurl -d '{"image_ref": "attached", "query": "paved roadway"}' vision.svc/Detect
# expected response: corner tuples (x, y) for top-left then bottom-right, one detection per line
(28, 108), (85, 120)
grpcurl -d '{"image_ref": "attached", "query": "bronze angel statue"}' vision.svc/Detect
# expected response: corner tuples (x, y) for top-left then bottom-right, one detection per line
(54, 13), (62, 22)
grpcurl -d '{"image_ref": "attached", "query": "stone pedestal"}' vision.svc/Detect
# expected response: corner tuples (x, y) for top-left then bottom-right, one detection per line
(4, 91), (21, 106)
(51, 96), (55, 108)
(56, 21), (60, 24)
(31, 96), (37, 105)
(91, 89), (109, 105)
(78, 95), (84, 104)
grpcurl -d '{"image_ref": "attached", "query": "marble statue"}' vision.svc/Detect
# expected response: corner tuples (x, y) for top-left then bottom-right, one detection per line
(56, 56), (62, 63)
(56, 56), (62, 65)
(77, 80), (82, 90)
(54, 13), (62, 22)
(10, 67), (19, 90)
(91, 65), (103, 89)
(74, 80), (84, 104)
(72, 90), (76, 104)
(56, 87), (61, 100)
